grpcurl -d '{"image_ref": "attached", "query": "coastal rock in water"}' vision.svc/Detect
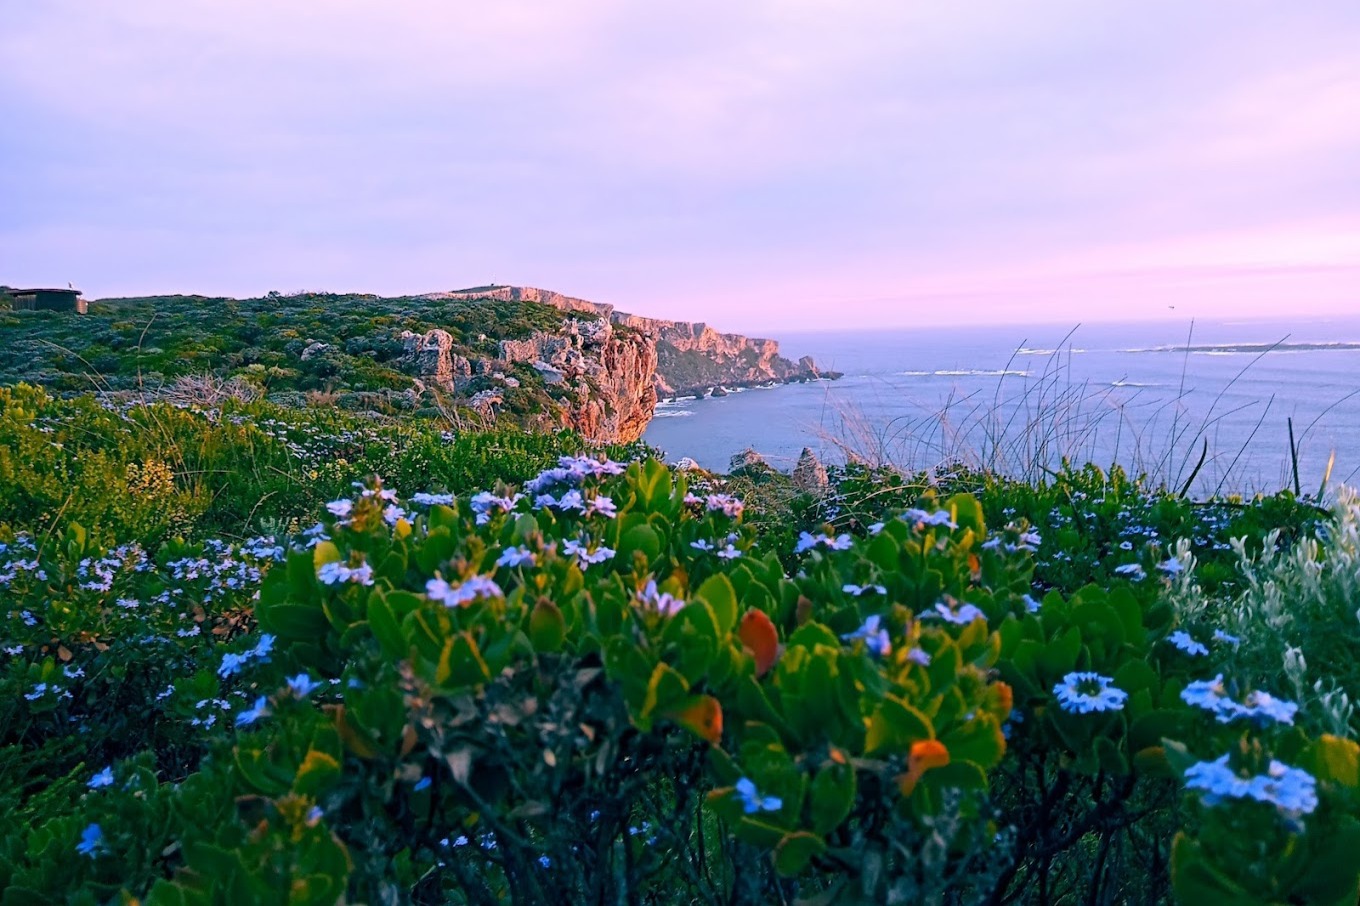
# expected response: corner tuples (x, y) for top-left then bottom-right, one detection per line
(792, 447), (830, 493)
(730, 448), (768, 474)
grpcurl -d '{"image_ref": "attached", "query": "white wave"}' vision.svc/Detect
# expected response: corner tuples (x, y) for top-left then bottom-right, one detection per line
(1016, 347), (1086, 356)
(929, 369), (1031, 377)
(652, 408), (695, 418)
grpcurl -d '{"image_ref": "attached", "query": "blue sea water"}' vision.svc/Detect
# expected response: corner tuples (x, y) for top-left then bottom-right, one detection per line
(642, 316), (1360, 496)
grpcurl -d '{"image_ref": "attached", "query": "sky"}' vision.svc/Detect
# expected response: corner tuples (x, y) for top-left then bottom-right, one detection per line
(3, 1), (1359, 332)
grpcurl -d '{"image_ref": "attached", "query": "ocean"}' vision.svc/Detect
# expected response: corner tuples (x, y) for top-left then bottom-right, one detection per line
(642, 315), (1360, 496)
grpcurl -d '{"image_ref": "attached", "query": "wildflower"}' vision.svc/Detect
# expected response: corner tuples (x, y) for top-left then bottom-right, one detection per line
(734, 777), (782, 814)
(470, 491), (523, 525)
(88, 766), (114, 789)
(495, 546), (536, 569)
(930, 599), (986, 625)
(1119, 540), (1134, 551)
(252, 634), (275, 659)
(794, 532), (852, 554)
(1017, 531), (1042, 549)
(690, 539), (716, 552)
(1052, 672), (1128, 714)
(76, 823), (104, 858)
(413, 776), (432, 792)
(907, 647), (931, 666)
(306, 806), (324, 826)
(24, 683), (48, 701)
(1181, 675), (1234, 714)
(842, 615), (891, 657)
(586, 495), (617, 518)
(1113, 563), (1146, 580)
(1180, 675), (1298, 725)
(236, 696), (270, 727)
(562, 538), (616, 568)
(286, 673), (324, 698)
(637, 579), (685, 617)
(705, 494), (745, 518)
(868, 522), (885, 535)
(716, 543), (743, 560)
(382, 505), (407, 525)
(1021, 593), (1042, 613)
(843, 583), (887, 596)
(325, 499), (353, 518)
(556, 489), (586, 512)
(410, 492), (455, 506)
(1167, 630), (1209, 656)
(426, 575), (504, 607)
(1185, 755), (1318, 817)
(317, 561), (351, 585)
(1213, 629), (1241, 646)
(902, 508), (956, 529)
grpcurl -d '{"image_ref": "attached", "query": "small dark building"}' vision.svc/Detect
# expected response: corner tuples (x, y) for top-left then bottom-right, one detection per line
(11, 287), (87, 314)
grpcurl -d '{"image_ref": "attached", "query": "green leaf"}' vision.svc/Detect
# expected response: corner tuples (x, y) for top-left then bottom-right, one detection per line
(865, 696), (933, 756)
(528, 599), (566, 653)
(294, 748), (341, 797)
(259, 602), (329, 641)
(436, 632), (491, 688)
(641, 662), (690, 720)
(774, 831), (826, 876)
(808, 761), (856, 835)
(696, 573), (738, 636)
(367, 589), (409, 660)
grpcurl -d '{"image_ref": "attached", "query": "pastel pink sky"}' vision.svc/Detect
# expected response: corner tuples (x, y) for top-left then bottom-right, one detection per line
(3, 1), (1358, 331)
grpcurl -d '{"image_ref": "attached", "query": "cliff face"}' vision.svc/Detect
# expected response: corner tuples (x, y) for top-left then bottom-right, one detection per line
(497, 317), (658, 444)
(399, 315), (658, 445)
(435, 286), (822, 399)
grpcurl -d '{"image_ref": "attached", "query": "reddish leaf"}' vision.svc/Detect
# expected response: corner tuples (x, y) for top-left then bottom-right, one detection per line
(664, 694), (723, 744)
(739, 610), (779, 678)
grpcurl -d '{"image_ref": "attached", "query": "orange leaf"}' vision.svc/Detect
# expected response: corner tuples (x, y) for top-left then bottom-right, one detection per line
(57, 645), (72, 663)
(910, 739), (950, 771)
(663, 694), (723, 744)
(899, 739), (951, 797)
(739, 610), (779, 677)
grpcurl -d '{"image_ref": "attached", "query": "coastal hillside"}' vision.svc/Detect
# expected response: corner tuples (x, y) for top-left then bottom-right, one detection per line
(0, 286), (830, 443)
(431, 285), (830, 398)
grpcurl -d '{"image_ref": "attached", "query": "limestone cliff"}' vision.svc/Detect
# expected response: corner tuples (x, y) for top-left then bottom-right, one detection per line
(432, 286), (828, 399)
(398, 315), (657, 445)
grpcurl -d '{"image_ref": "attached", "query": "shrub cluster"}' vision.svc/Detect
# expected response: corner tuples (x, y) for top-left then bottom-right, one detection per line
(3, 390), (1359, 904)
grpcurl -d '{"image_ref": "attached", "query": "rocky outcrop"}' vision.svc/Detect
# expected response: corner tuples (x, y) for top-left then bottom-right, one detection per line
(433, 286), (832, 399)
(499, 317), (658, 444)
(400, 329), (472, 390)
(792, 447), (830, 494)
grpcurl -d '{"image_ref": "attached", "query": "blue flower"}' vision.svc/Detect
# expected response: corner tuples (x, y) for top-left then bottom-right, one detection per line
(1167, 631), (1209, 656)
(236, 696), (270, 727)
(76, 823), (103, 857)
(1185, 755), (1318, 818)
(88, 766), (114, 789)
(413, 776), (432, 792)
(734, 777), (782, 814)
(1053, 672), (1128, 714)
(286, 673), (323, 698)
(842, 615), (891, 658)
(930, 599), (986, 625)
